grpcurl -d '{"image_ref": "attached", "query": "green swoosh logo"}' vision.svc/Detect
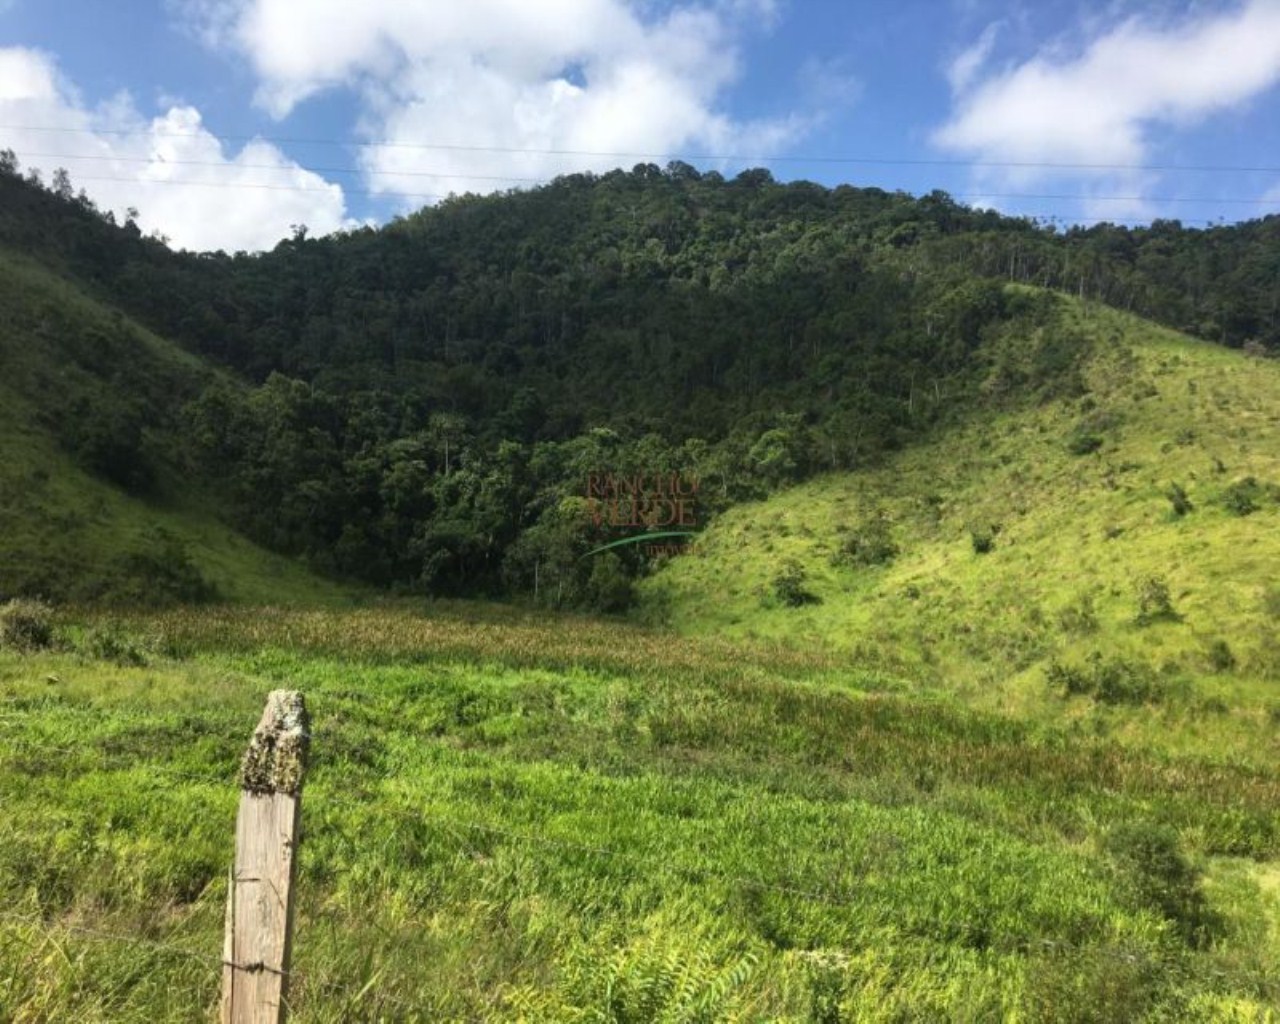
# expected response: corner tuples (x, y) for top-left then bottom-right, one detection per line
(582, 531), (696, 558)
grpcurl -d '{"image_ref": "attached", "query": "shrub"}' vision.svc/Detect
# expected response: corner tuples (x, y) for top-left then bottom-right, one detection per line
(772, 560), (818, 607)
(1056, 592), (1099, 635)
(1105, 823), (1222, 949)
(1045, 660), (1092, 697)
(1092, 659), (1157, 704)
(1135, 575), (1178, 625)
(1222, 478), (1260, 516)
(969, 525), (996, 554)
(1066, 431), (1103, 455)
(1066, 409), (1122, 456)
(1022, 945), (1170, 1024)
(64, 395), (155, 493)
(582, 552), (635, 614)
(1165, 482), (1192, 517)
(0, 598), (54, 651)
(1206, 639), (1235, 672)
(80, 624), (151, 666)
(113, 529), (221, 606)
(833, 510), (898, 568)
(1048, 653), (1158, 705)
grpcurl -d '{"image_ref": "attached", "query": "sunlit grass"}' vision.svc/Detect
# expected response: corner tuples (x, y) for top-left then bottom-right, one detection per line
(1, 597), (1277, 1020)
(642, 303), (1280, 768)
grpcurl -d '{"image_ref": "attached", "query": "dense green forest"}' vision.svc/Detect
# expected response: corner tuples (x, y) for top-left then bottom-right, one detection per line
(2, 152), (1277, 605)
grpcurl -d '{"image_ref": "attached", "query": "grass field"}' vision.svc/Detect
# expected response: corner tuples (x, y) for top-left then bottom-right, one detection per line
(1, 603), (1277, 1021)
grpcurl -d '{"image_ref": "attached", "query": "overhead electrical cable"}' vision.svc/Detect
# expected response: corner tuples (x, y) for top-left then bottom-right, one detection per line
(3, 122), (1280, 174)
(9, 158), (1279, 212)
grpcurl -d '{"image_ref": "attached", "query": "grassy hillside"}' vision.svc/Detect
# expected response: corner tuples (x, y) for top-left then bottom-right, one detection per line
(639, 299), (1280, 780)
(0, 245), (350, 606)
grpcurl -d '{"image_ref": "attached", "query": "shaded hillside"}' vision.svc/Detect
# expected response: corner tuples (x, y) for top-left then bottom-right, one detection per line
(0, 244), (350, 605)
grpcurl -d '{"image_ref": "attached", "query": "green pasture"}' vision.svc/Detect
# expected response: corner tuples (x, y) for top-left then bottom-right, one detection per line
(0, 606), (1275, 1021)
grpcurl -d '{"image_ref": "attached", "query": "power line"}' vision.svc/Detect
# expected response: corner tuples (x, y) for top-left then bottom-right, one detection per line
(11, 149), (540, 184)
(14, 168), (446, 202)
(4, 171), (1256, 228)
(9, 152), (1280, 207)
(3, 123), (1280, 174)
(960, 191), (1277, 207)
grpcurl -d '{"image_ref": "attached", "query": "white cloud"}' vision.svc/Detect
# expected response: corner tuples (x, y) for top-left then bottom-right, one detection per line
(797, 55), (862, 109)
(935, 2), (1280, 170)
(182, 0), (809, 204)
(0, 46), (353, 252)
(946, 20), (1001, 94)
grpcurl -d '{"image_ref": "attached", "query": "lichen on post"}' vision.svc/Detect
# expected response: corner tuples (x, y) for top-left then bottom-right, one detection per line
(239, 690), (309, 795)
(223, 689), (309, 1024)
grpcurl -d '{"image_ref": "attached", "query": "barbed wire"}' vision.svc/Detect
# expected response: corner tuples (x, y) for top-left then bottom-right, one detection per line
(384, 802), (1214, 969)
(0, 908), (467, 1017)
(0, 910), (219, 970)
(0, 738), (236, 787)
(0, 732), (1204, 969)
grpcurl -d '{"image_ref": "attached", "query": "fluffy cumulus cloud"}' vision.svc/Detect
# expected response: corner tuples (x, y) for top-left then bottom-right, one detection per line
(0, 47), (352, 251)
(182, 0), (805, 203)
(931, 0), (1280, 225)
(934, 1), (1280, 220)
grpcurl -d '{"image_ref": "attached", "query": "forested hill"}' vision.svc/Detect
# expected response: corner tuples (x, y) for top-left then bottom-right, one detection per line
(4, 157), (1278, 386)
(1, 153), (1277, 605)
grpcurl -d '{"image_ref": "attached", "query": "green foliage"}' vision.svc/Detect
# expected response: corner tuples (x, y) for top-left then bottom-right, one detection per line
(554, 930), (759, 1022)
(832, 509), (899, 568)
(583, 551), (635, 614)
(771, 559), (819, 607)
(1047, 653), (1159, 705)
(1065, 430), (1103, 455)
(113, 530), (221, 606)
(969, 524), (997, 554)
(1055, 592), (1099, 635)
(1135, 575), (1179, 625)
(1222, 478), (1260, 516)
(0, 598), (54, 651)
(1165, 482), (1193, 517)
(1066, 408), (1122, 457)
(7, 158), (1279, 608)
(63, 394), (155, 493)
(1020, 945), (1173, 1024)
(1219, 476), (1278, 516)
(79, 623), (151, 666)
(748, 419), (813, 489)
(1104, 823), (1222, 949)
(0, 246), (346, 607)
(1206, 638), (1236, 672)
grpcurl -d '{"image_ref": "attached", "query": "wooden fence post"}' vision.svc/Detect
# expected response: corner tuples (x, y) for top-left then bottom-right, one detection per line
(221, 690), (309, 1024)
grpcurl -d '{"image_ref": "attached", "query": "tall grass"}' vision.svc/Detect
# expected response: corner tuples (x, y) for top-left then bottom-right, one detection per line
(1, 603), (1276, 1020)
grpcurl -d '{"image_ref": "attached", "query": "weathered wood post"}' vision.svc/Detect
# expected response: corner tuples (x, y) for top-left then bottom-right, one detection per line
(221, 691), (309, 1024)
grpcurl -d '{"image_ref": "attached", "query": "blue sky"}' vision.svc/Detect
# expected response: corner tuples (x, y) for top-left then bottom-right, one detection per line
(2, 0), (1279, 251)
